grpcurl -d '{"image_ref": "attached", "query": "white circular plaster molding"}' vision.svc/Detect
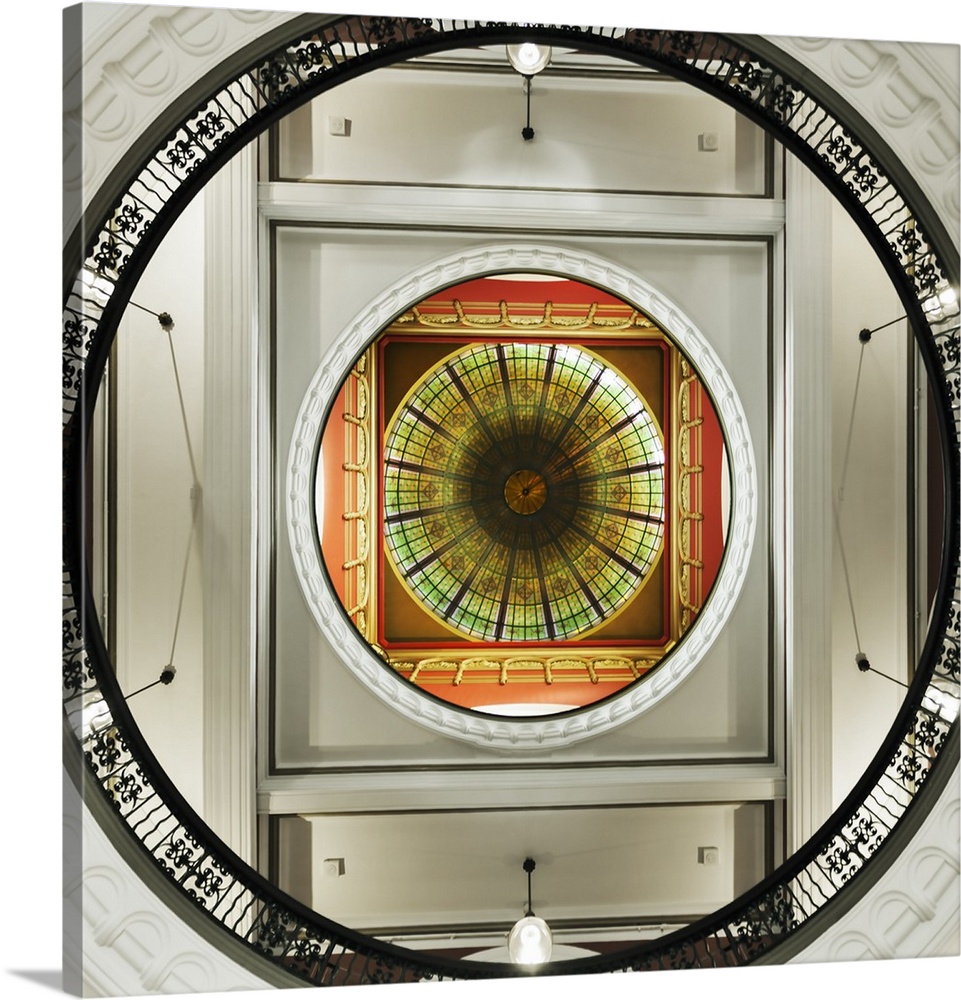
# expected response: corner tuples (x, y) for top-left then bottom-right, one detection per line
(286, 244), (758, 750)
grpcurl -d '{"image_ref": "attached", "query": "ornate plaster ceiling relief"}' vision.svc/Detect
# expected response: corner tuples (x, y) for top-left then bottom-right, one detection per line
(286, 246), (757, 748)
(64, 5), (298, 220)
(830, 41), (896, 90)
(772, 35), (960, 245)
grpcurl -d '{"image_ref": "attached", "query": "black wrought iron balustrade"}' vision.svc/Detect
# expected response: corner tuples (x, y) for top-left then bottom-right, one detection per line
(63, 15), (959, 988)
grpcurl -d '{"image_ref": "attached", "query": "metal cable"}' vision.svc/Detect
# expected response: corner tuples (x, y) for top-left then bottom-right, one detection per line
(832, 342), (867, 655)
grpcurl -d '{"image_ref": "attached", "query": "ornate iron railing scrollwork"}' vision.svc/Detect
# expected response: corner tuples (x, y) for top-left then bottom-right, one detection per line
(63, 15), (959, 987)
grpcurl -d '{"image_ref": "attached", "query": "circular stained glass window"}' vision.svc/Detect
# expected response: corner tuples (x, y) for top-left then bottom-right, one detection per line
(382, 342), (666, 642)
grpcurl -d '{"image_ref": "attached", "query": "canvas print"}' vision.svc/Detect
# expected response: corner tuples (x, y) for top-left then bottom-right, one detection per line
(61, 3), (960, 997)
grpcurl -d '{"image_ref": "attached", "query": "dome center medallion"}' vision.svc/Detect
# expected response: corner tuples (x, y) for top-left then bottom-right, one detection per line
(504, 469), (548, 515)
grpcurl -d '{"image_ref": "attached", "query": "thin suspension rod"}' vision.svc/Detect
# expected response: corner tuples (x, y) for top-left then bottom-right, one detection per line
(858, 656), (910, 690)
(164, 325), (201, 489)
(126, 667), (176, 700)
(859, 314), (907, 341)
(833, 343), (867, 655)
(522, 77), (534, 141)
(127, 299), (164, 319)
(127, 310), (202, 686)
(167, 508), (198, 669)
(523, 857), (535, 915)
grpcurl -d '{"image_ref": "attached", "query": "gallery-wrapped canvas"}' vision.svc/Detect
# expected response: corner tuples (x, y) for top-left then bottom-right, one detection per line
(58, 3), (959, 999)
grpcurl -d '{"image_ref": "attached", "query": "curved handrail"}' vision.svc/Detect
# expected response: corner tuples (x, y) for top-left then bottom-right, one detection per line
(63, 16), (959, 986)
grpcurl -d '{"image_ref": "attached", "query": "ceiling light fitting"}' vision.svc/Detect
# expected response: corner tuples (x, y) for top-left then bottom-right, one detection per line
(506, 44), (551, 141)
(508, 858), (553, 966)
(506, 43), (552, 76)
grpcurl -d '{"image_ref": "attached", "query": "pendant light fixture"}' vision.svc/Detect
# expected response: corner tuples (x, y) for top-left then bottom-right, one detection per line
(508, 858), (553, 965)
(506, 43), (552, 76)
(506, 44), (552, 141)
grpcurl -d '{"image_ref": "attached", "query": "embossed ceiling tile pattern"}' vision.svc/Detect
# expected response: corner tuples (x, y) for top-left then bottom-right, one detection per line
(383, 342), (665, 642)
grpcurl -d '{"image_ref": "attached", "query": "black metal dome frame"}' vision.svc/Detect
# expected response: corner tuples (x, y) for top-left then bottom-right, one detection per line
(63, 14), (959, 986)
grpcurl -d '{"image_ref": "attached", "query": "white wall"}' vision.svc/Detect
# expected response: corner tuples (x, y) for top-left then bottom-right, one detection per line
(278, 63), (767, 195)
(829, 200), (911, 805)
(277, 803), (768, 933)
(113, 194), (207, 816)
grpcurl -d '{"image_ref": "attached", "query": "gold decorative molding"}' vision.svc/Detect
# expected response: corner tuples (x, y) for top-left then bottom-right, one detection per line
(395, 299), (658, 332)
(342, 351), (374, 639)
(389, 652), (664, 688)
(677, 357), (705, 632)
(341, 327), (713, 681)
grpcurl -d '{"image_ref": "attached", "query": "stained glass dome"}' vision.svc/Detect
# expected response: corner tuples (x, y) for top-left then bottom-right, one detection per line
(382, 342), (666, 642)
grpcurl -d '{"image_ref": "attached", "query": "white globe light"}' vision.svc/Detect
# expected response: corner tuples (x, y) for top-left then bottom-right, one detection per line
(508, 915), (553, 965)
(517, 44), (539, 69)
(506, 43), (552, 76)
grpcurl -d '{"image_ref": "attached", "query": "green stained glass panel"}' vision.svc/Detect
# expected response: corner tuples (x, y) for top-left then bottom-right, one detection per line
(382, 342), (666, 642)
